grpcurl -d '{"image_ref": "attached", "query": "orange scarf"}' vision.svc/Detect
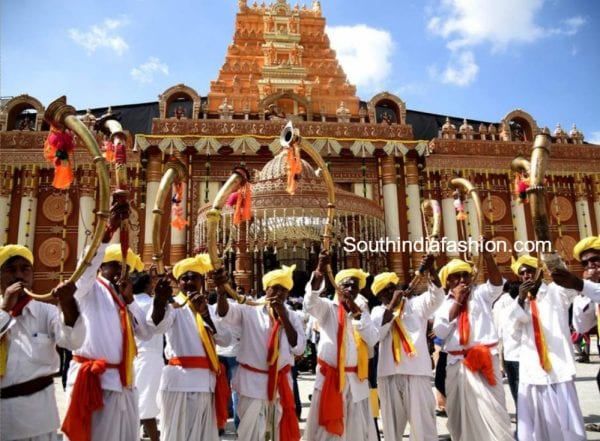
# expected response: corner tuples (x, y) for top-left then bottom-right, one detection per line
(336, 302), (347, 391)
(457, 299), (470, 346)
(0, 295), (32, 377)
(177, 293), (229, 428)
(286, 147), (302, 195)
(266, 307), (281, 402)
(391, 302), (417, 363)
(97, 278), (137, 387)
(529, 296), (552, 372)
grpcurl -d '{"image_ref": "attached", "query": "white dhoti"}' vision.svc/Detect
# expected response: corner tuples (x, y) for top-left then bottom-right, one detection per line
(378, 374), (437, 441)
(517, 381), (586, 441)
(445, 358), (512, 441)
(66, 389), (138, 441)
(237, 395), (283, 441)
(134, 351), (162, 419)
(160, 391), (218, 441)
(1, 385), (60, 441)
(304, 386), (377, 441)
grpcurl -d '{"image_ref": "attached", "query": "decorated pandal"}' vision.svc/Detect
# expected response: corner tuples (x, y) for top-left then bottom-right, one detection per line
(195, 150), (386, 289)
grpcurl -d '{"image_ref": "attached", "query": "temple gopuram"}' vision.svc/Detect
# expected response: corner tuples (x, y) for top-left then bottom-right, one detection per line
(1, 0), (599, 295)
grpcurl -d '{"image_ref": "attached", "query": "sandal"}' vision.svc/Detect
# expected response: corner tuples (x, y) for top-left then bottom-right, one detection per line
(586, 423), (600, 432)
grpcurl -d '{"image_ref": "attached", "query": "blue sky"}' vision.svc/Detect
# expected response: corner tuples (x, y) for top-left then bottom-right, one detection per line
(2, 0), (599, 143)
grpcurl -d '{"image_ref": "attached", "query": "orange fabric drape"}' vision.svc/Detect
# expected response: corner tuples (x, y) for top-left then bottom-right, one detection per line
(233, 183), (252, 225)
(448, 343), (498, 386)
(391, 302), (417, 363)
(336, 302), (346, 392)
(530, 298), (553, 372)
(266, 309), (281, 402)
(457, 301), (470, 346)
(168, 357), (230, 429)
(96, 278), (137, 387)
(61, 357), (118, 441)
(240, 363), (300, 441)
(285, 147), (302, 195)
(317, 358), (358, 436)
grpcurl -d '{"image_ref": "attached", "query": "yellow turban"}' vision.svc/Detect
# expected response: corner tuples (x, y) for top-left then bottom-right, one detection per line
(510, 255), (539, 275)
(573, 236), (600, 261)
(262, 264), (296, 291)
(0, 245), (34, 268)
(371, 272), (399, 296)
(438, 259), (472, 288)
(172, 254), (213, 280)
(335, 268), (369, 290)
(102, 244), (144, 272)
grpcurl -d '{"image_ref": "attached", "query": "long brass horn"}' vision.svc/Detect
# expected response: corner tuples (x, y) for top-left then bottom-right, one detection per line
(152, 157), (188, 276)
(280, 121), (337, 287)
(25, 96), (111, 299)
(405, 199), (442, 293)
(449, 177), (485, 282)
(205, 166), (255, 304)
(511, 133), (566, 277)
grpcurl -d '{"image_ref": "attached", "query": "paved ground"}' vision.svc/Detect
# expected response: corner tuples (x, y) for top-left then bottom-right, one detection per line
(54, 356), (600, 440)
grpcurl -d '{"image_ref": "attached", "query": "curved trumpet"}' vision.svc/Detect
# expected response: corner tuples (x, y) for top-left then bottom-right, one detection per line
(405, 199), (442, 293)
(205, 166), (255, 304)
(280, 121), (337, 287)
(449, 177), (484, 283)
(25, 96), (111, 299)
(151, 157), (188, 276)
(511, 133), (566, 277)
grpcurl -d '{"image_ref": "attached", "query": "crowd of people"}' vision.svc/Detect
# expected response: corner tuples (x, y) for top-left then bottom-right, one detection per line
(1, 199), (599, 441)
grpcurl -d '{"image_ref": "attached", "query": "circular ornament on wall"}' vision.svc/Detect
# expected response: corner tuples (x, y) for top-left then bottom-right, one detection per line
(491, 235), (512, 264)
(482, 195), (507, 223)
(555, 235), (577, 263)
(38, 237), (69, 268)
(550, 196), (573, 222)
(42, 193), (73, 222)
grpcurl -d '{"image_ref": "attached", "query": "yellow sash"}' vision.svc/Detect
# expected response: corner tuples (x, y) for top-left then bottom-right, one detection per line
(391, 303), (417, 363)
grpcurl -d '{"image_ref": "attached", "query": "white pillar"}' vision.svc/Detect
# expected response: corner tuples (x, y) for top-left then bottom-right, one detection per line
(465, 199), (481, 256)
(442, 197), (460, 257)
(576, 199), (593, 239)
(17, 165), (39, 250)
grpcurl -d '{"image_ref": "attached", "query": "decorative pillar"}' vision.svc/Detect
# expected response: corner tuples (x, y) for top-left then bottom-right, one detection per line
(593, 174), (600, 235)
(77, 164), (97, 257)
(17, 165), (39, 250)
(170, 153), (188, 264)
(405, 157), (424, 272)
(441, 171), (460, 257)
(575, 174), (593, 238)
(234, 220), (253, 291)
(0, 165), (14, 245)
(510, 197), (529, 256)
(381, 155), (403, 276)
(143, 152), (162, 264)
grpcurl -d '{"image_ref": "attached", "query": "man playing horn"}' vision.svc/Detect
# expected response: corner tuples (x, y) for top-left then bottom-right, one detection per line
(551, 236), (600, 303)
(303, 253), (379, 441)
(62, 201), (152, 441)
(214, 264), (305, 441)
(0, 245), (84, 441)
(432, 244), (513, 441)
(370, 255), (444, 441)
(507, 255), (586, 441)
(149, 254), (231, 441)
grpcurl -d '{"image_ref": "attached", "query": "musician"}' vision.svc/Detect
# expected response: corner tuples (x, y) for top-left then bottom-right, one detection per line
(370, 255), (444, 441)
(149, 254), (231, 441)
(214, 264), (304, 441)
(303, 253), (379, 441)
(62, 200), (152, 441)
(506, 255), (586, 441)
(432, 243), (513, 441)
(0, 245), (83, 441)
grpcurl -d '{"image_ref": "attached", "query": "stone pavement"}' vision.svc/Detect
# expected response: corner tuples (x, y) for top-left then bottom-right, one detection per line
(53, 357), (600, 440)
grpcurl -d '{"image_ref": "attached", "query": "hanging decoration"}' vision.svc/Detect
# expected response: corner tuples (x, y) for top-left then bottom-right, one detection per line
(514, 171), (530, 203)
(44, 125), (75, 189)
(453, 190), (467, 221)
(285, 146), (302, 195)
(171, 181), (187, 231)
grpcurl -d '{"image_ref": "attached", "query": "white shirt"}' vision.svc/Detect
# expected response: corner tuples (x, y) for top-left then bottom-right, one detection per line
(216, 299), (241, 358)
(303, 274), (379, 403)
(134, 293), (164, 354)
(581, 279), (600, 303)
(0, 300), (85, 440)
(433, 280), (503, 365)
(68, 243), (152, 392)
(148, 299), (230, 393)
(493, 293), (521, 362)
(507, 282), (577, 385)
(217, 300), (306, 400)
(371, 282), (444, 378)
(572, 294), (596, 334)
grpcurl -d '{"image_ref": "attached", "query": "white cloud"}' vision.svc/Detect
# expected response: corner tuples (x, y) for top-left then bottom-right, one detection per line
(588, 131), (600, 145)
(69, 17), (130, 56)
(548, 16), (587, 36)
(326, 25), (393, 92)
(130, 57), (169, 84)
(429, 51), (479, 87)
